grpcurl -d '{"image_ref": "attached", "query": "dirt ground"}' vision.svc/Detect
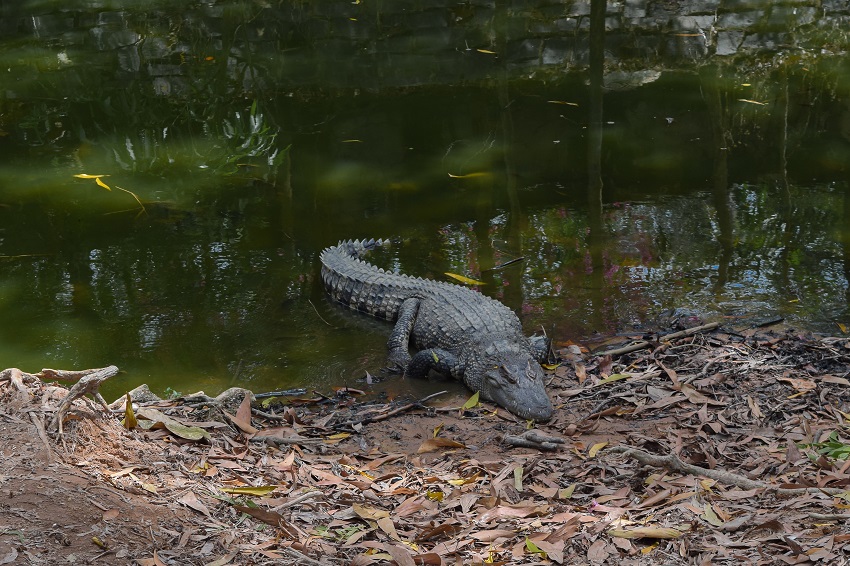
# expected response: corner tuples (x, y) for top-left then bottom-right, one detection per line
(2, 324), (850, 565)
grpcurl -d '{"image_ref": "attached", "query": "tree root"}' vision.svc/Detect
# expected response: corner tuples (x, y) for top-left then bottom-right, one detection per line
(46, 366), (119, 434)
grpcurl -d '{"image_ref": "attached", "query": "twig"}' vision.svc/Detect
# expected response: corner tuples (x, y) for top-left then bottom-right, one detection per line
(272, 490), (323, 512)
(333, 390), (448, 430)
(307, 299), (335, 328)
(282, 546), (331, 566)
(485, 257), (525, 271)
(609, 445), (846, 496)
(595, 322), (721, 357)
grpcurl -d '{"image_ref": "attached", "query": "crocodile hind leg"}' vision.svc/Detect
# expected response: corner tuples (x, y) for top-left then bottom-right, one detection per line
(386, 297), (420, 371)
(529, 334), (552, 364)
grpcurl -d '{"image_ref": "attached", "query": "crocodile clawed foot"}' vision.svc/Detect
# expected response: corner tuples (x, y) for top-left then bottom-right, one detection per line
(384, 352), (411, 375)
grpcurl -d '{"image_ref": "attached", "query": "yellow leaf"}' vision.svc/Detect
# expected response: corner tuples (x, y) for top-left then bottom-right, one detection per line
(220, 485), (279, 496)
(525, 538), (546, 558)
(426, 489), (444, 502)
(445, 272), (486, 285)
(447, 472), (481, 486)
(324, 432), (351, 444)
(558, 484), (576, 499)
(122, 393), (137, 429)
(95, 176), (112, 191)
(73, 174), (110, 179)
(461, 391), (480, 411)
(542, 362), (560, 370)
(608, 526), (684, 539)
(433, 423), (443, 438)
(595, 373), (631, 386)
(92, 536), (108, 549)
(838, 322), (847, 333)
(129, 473), (158, 494)
(588, 441), (608, 458)
(476, 49), (496, 54)
(738, 98), (767, 106)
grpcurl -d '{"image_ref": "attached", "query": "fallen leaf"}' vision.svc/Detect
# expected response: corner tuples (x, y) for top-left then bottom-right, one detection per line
(608, 526), (685, 539)
(123, 393), (137, 429)
(417, 438), (466, 453)
(220, 485), (279, 496)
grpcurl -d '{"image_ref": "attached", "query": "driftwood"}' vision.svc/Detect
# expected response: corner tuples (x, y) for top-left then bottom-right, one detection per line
(595, 321), (721, 357)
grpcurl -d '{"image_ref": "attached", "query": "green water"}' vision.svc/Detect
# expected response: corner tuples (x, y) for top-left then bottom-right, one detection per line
(2, 0), (850, 400)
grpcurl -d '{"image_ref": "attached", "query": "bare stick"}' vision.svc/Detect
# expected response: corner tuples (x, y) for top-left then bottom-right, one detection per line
(333, 390), (448, 430)
(272, 491), (323, 513)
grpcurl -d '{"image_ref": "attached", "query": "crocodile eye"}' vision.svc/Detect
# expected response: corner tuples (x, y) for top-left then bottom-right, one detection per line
(500, 365), (518, 384)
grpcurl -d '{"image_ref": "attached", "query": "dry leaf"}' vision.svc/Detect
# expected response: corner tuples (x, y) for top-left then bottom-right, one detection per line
(417, 437), (466, 453)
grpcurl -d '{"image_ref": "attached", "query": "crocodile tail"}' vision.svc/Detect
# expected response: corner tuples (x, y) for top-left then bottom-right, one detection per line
(334, 238), (389, 259)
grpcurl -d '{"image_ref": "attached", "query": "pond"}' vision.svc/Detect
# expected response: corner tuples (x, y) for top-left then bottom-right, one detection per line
(1, 0), (849, 400)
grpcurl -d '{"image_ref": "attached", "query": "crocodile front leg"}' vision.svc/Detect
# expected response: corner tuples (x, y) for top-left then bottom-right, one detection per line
(408, 348), (461, 380)
(386, 297), (420, 371)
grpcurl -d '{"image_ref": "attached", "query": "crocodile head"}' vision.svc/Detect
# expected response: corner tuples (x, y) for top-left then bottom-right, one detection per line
(469, 341), (554, 421)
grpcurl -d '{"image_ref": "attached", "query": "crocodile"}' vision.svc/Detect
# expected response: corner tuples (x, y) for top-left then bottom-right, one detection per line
(320, 239), (554, 421)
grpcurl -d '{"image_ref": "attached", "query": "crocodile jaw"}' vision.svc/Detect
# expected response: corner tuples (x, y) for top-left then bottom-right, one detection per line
(476, 357), (554, 422)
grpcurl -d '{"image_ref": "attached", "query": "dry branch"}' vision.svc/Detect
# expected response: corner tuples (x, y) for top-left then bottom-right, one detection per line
(609, 445), (846, 496)
(595, 322), (721, 357)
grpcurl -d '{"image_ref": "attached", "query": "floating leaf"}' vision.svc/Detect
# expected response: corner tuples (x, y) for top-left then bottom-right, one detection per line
(476, 49), (496, 54)
(444, 272), (486, 285)
(547, 100), (579, 106)
(95, 176), (112, 191)
(73, 173), (110, 179)
(447, 172), (489, 179)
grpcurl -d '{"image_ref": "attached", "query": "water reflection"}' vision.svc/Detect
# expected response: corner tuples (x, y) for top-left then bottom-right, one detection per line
(1, 0), (850, 398)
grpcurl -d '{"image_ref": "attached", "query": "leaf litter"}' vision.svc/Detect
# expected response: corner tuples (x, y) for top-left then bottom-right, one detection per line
(1, 324), (850, 564)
